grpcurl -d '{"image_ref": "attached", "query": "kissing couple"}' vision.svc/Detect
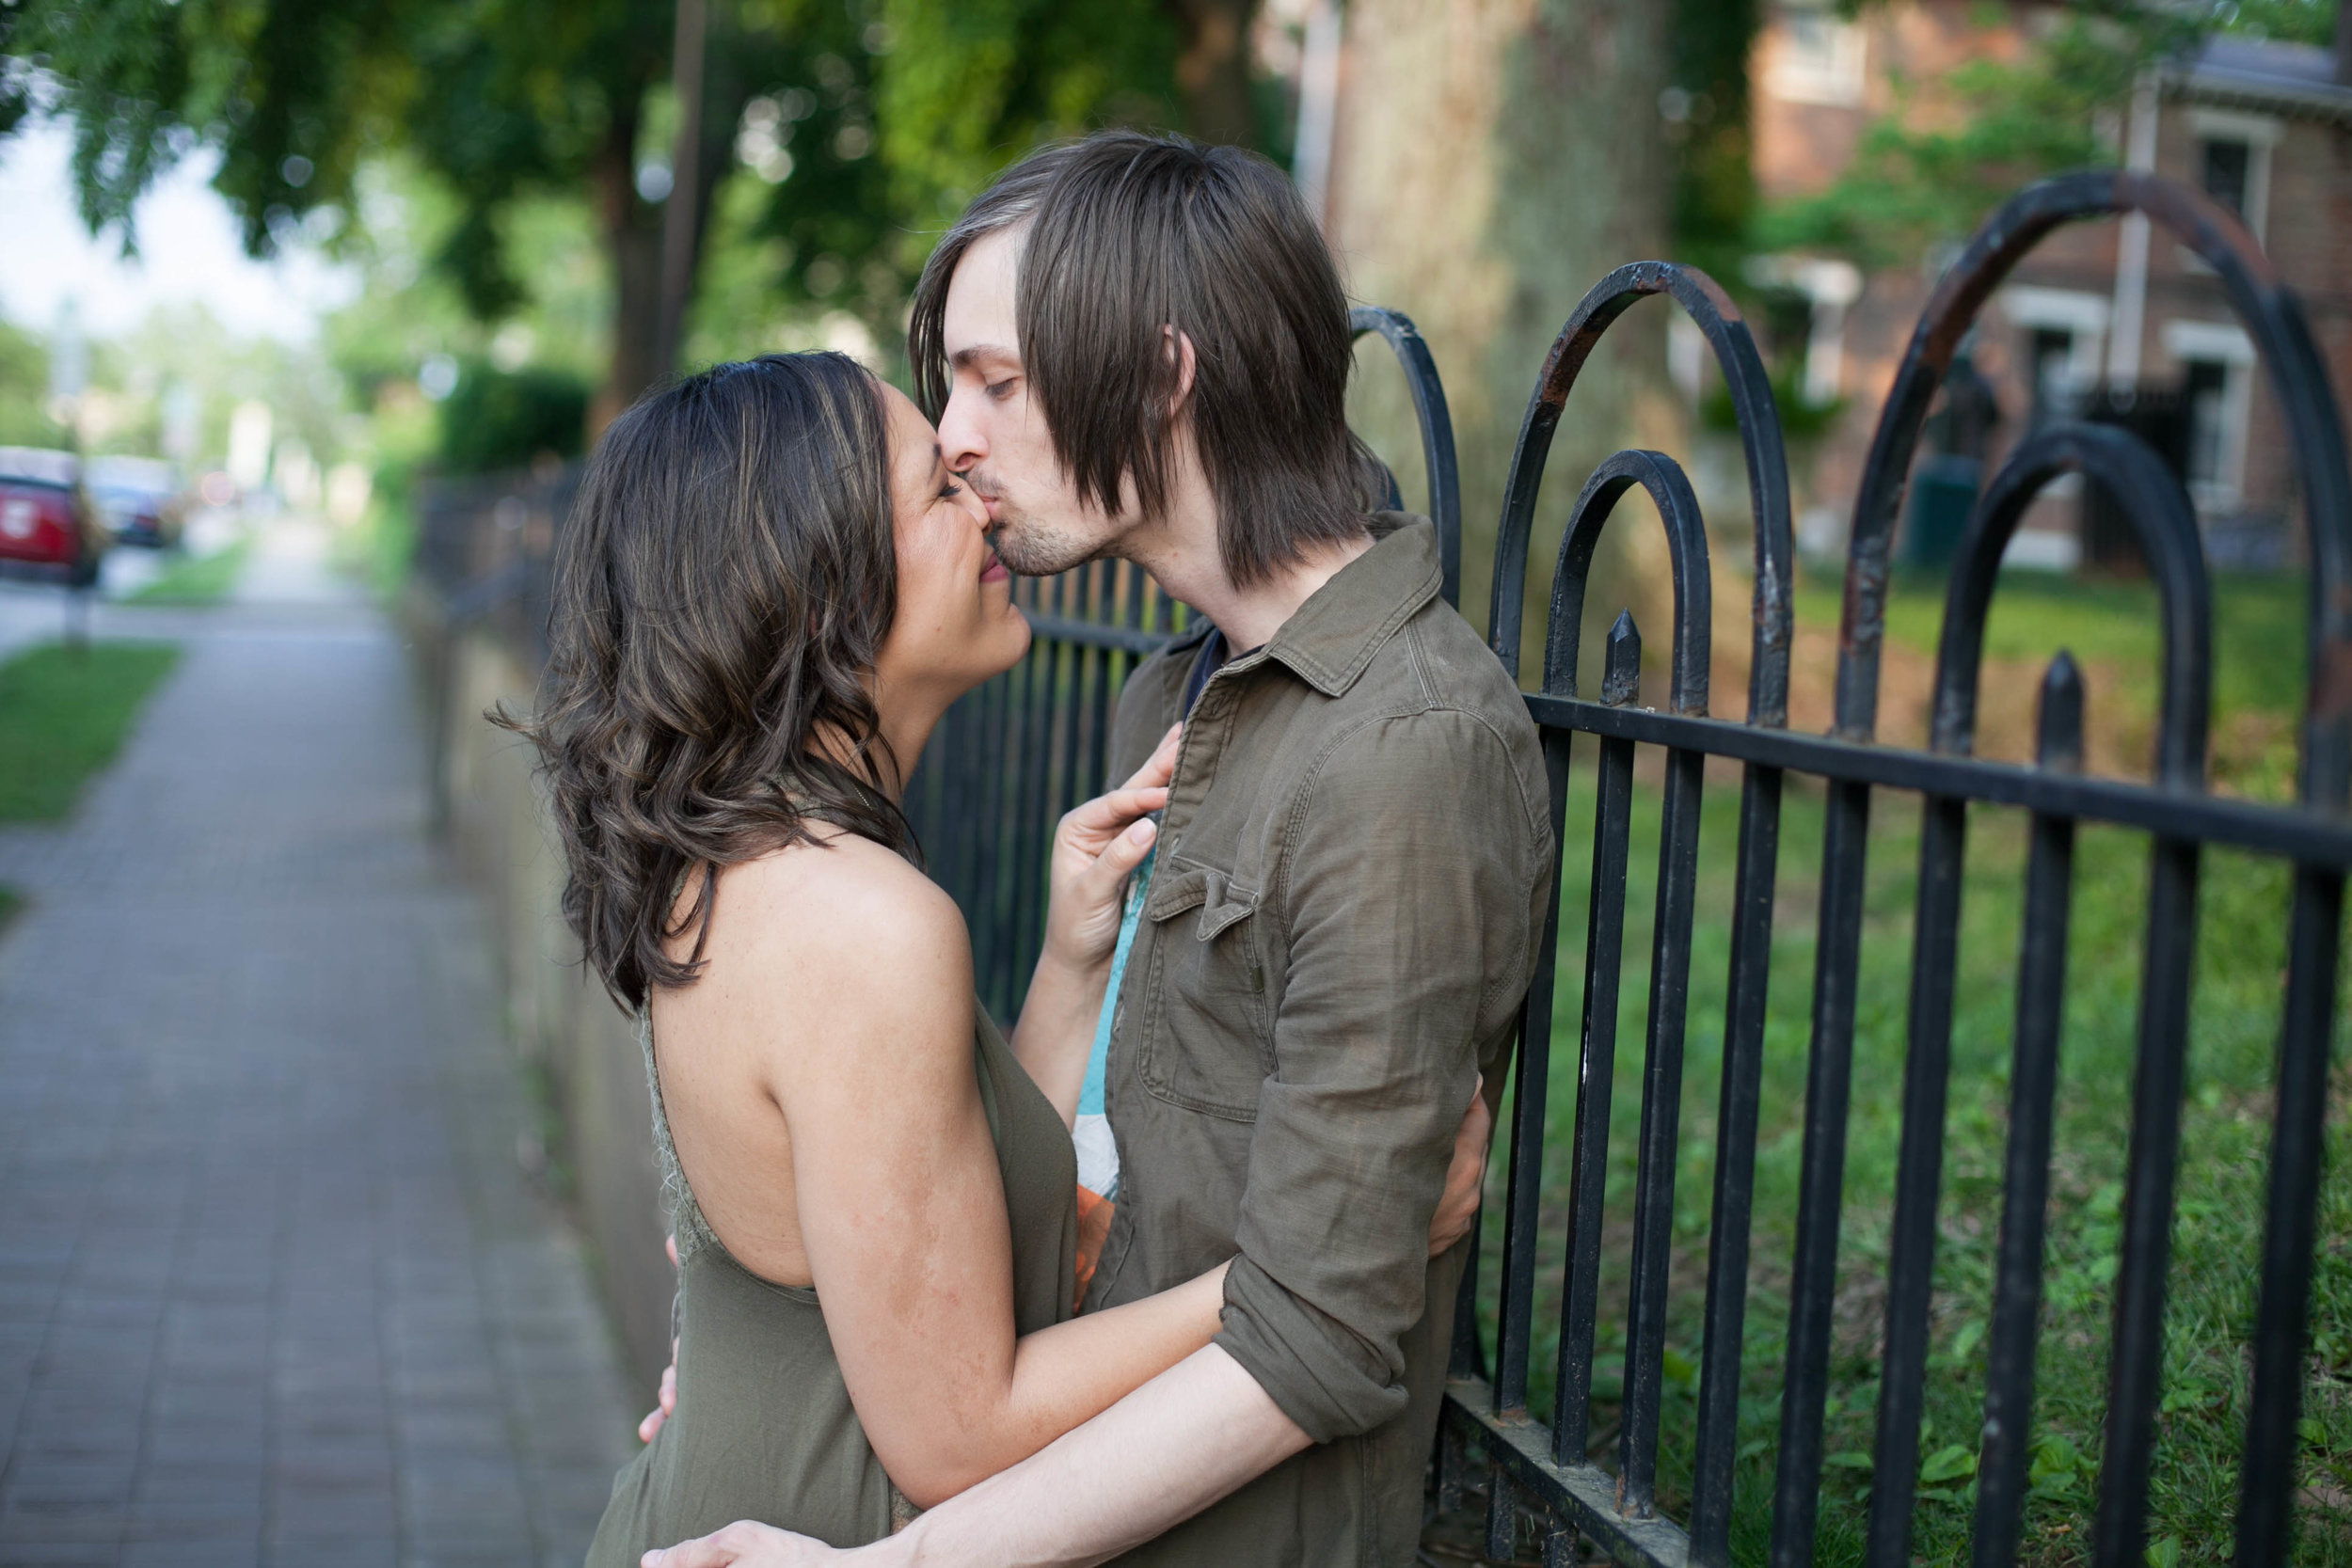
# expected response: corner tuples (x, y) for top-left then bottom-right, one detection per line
(515, 129), (1556, 1568)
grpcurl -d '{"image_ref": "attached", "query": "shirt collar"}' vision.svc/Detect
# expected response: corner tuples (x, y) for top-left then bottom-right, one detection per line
(1253, 513), (1441, 698)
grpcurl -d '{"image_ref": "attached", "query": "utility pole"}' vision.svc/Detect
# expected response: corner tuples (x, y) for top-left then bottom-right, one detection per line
(656, 0), (708, 381)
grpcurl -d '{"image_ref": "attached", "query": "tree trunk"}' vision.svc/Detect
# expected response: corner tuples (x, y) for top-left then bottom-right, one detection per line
(1164, 0), (1260, 146)
(1326, 0), (1676, 673)
(592, 116), (667, 435)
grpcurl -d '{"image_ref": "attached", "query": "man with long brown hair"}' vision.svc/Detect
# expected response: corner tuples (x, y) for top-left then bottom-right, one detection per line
(653, 131), (1551, 1568)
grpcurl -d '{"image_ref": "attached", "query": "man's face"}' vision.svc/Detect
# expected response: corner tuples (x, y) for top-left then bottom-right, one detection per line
(935, 226), (1124, 576)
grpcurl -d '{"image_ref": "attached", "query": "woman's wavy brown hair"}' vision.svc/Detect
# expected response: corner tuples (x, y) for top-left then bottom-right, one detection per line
(501, 353), (912, 1010)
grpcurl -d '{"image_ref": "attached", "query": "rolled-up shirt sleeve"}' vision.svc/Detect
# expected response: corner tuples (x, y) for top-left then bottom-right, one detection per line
(1212, 707), (1546, 1442)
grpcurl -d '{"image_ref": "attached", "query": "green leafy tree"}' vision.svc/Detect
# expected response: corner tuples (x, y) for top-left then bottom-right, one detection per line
(0, 320), (61, 448)
(5, 0), (1248, 437)
(1666, 0), (1762, 283)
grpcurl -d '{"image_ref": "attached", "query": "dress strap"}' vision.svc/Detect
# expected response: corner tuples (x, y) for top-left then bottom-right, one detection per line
(638, 1008), (722, 1267)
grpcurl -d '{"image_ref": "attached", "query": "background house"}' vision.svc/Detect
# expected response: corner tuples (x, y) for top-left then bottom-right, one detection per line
(1744, 0), (2352, 573)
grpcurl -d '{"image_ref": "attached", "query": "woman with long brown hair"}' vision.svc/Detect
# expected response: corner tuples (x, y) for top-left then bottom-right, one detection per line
(515, 353), (1479, 1562)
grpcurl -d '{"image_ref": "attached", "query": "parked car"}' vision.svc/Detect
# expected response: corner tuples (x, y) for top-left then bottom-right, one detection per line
(0, 448), (108, 588)
(83, 454), (186, 549)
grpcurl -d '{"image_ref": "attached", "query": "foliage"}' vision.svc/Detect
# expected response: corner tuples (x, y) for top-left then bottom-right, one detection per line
(1666, 0), (1761, 278)
(0, 641), (180, 820)
(435, 362), (592, 474)
(1702, 359), (1846, 441)
(2217, 0), (2340, 44)
(0, 318), (62, 448)
(4, 0), (1198, 412)
(130, 537), (251, 605)
(871, 0), (1177, 262)
(1760, 7), (2201, 268)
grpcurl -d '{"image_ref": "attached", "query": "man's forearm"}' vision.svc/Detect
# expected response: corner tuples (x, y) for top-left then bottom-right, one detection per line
(875, 1346), (1309, 1568)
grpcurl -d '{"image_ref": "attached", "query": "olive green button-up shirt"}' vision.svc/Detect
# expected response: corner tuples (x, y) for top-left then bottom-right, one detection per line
(1085, 515), (1554, 1568)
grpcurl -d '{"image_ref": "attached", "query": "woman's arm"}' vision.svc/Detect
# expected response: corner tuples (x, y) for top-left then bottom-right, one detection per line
(1009, 724), (1180, 1123)
(643, 1348), (1310, 1568)
(741, 847), (1223, 1510)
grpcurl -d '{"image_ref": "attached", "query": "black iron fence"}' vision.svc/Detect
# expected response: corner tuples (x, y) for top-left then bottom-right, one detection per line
(415, 168), (2348, 1565)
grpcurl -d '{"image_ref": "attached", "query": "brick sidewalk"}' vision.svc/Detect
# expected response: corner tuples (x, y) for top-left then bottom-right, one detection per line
(0, 581), (633, 1565)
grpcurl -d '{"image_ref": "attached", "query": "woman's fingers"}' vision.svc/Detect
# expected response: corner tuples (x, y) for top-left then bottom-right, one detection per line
(1079, 816), (1158, 899)
(1059, 785), (1168, 851)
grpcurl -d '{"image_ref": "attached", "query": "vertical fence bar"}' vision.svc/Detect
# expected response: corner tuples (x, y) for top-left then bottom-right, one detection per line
(1496, 716), (1573, 1407)
(1548, 611), (1643, 1460)
(1974, 653), (2084, 1567)
(2092, 832), (2201, 1568)
(1771, 776), (1871, 1568)
(1007, 626), (1053, 1007)
(1617, 737), (1704, 1517)
(2235, 863), (2346, 1562)
(1864, 783), (1969, 1561)
(1686, 760), (1783, 1566)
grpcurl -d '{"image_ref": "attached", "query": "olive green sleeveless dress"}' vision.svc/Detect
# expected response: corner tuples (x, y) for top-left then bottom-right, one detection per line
(585, 1005), (1078, 1563)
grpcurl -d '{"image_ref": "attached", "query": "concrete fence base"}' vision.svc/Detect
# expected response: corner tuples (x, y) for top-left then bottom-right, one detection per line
(405, 590), (674, 1402)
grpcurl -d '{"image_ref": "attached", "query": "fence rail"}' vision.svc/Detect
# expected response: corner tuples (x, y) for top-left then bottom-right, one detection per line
(416, 170), (2347, 1565)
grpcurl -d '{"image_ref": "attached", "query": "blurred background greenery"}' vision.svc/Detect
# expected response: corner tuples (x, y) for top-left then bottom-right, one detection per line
(0, 0), (2331, 621)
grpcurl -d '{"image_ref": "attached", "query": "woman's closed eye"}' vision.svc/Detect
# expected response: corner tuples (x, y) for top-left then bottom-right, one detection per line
(938, 478), (964, 500)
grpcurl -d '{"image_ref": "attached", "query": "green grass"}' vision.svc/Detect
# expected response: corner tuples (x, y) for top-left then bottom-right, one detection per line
(1796, 566), (2311, 719)
(129, 537), (251, 605)
(1469, 736), (2351, 1564)
(0, 641), (181, 820)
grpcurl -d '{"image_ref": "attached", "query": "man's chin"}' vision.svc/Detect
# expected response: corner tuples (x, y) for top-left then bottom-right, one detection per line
(992, 518), (1104, 578)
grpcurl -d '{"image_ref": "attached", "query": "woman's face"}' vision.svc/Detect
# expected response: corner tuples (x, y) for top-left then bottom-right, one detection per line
(870, 381), (1031, 711)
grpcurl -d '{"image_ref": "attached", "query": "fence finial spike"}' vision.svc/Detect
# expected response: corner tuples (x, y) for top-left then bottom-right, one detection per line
(2037, 650), (2085, 772)
(1603, 610), (1642, 706)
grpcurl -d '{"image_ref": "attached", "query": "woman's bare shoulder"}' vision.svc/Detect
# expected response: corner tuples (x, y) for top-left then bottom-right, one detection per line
(695, 834), (974, 1068)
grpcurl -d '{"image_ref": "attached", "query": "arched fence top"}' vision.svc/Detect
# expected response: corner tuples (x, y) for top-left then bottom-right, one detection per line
(1542, 448), (1712, 716)
(1928, 422), (2212, 787)
(1837, 169), (2352, 812)
(1487, 260), (1794, 727)
(1349, 305), (1462, 609)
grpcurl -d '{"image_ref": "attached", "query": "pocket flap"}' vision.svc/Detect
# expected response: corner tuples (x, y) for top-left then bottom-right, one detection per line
(1143, 863), (1259, 941)
(1195, 873), (1259, 941)
(1144, 863), (1211, 922)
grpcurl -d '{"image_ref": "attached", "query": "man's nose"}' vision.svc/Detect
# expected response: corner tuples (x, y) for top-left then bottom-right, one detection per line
(937, 385), (986, 475)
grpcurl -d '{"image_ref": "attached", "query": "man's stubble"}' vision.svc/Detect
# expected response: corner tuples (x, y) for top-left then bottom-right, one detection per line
(983, 485), (1121, 578)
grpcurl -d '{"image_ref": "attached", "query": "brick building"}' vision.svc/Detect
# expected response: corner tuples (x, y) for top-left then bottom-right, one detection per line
(1741, 0), (2352, 571)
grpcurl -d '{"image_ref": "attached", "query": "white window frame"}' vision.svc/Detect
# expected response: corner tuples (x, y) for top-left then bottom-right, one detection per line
(2000, 286), (2111, 400)
(2186, 107), (2280, 245)
(1768, 6), (1867, 109)
(2163, 318), (2256, 510)
(1748, 254), (1863, 404)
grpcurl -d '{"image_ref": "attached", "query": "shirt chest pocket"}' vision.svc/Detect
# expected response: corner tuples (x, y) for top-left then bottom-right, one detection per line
(1136, 863), (1271, 1122)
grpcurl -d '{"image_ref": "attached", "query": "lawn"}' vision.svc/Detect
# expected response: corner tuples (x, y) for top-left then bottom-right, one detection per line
(0, 641), (182, 820)
(129, 537), (251, 605)
(1462, 569), (2349, 1565)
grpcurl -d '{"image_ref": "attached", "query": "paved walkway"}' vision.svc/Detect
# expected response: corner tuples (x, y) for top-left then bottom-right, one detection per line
(0, 521), (634, 1566)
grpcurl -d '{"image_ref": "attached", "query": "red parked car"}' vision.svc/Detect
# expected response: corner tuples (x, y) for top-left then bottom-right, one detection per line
(0, 448), (107, 588)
